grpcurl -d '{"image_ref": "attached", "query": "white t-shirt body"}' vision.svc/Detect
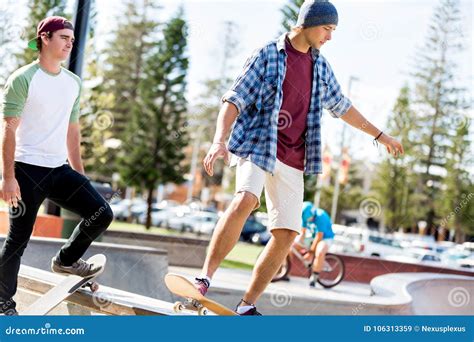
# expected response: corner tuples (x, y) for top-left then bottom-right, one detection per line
(1, 60), (81, 168)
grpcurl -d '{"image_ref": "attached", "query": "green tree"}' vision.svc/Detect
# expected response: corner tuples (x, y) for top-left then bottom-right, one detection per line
(0, 0), (23, 86)
(372, 86), (426, 232)
(281, 0), (304, 32)
(101, 0), (160, 175)
(438, 118), (473, 242)
(411, 0), (469, 232)
(119, 10), (189, 229)
(17, 0), (67, 66)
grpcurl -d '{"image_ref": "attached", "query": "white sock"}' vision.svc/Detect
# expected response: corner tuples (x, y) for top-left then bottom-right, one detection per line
(236, 305), (254, 314)
(198, 275), (211, 286)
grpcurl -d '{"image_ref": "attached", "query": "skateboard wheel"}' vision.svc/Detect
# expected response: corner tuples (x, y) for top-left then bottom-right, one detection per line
(173, 301), (184, 313)
(198, 307), (208, 316)
(90, 282), (99, 292)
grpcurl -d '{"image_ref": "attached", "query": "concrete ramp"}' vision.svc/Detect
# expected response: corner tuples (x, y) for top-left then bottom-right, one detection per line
(171, 266), (473, 315)
(0, 236), (171, 300)
(370, 273), (474, 315)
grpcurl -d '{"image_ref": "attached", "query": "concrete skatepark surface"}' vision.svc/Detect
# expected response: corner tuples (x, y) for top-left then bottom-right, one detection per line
(170, 266), (474, 315)
(6, 236), (473, 316)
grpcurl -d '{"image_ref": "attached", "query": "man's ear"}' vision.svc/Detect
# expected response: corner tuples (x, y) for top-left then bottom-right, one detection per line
(40, 33), (50, 47)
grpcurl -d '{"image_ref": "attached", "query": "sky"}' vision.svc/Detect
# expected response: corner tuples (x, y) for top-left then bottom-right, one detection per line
(4, 0), (473, 165)
(94, 0), (473, 164)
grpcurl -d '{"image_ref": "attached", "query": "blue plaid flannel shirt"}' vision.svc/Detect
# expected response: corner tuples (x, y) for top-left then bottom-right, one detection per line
(222, 33), (352, 175)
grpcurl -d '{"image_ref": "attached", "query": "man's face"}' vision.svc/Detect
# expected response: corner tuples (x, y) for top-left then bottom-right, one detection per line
(303, 24), (336, 50)
(41, 28), (75, 60)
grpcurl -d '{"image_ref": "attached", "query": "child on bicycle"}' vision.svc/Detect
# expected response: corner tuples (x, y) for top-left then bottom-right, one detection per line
(296, 201), (335, 287)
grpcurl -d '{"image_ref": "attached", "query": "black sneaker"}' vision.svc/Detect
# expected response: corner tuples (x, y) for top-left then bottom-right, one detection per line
(51, 256), (103, 277)
(0, 299), (18, 316)
(236, 306), (262, 316)
(1, 307), (18, 316)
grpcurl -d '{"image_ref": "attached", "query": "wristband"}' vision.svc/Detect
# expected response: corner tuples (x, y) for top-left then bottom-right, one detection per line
(373, 131), (384, 147)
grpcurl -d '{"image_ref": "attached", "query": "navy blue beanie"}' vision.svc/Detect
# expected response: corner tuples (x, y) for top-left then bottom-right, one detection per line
(296, 0), (339, 28)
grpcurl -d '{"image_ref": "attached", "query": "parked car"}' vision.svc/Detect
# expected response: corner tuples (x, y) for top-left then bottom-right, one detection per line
(192, 212), (220, 236)
(90, 181), (116, 202)
(409, 240), (438, 251)
(157, 200), (180, 210)
(251, 224), (361, 252)
(166, 209), (218, 234)
(110, 198), (146, 221)
(254, 212), (269, 227)
(385, 248), (442, 265)
(130, 202), (149, 223)
(251, 229), (272, 245)
(457, 256), (474, 269)
(166, 206), (195, 232)
(460, 242), (474, 254)
(187, 201), (217, 213)
(441, 247), (471, 268)
(342, 228), (403, 257)
(240, 216), (266, 242)
(434, 241), (456, 254)
(137, 205), (175, 227)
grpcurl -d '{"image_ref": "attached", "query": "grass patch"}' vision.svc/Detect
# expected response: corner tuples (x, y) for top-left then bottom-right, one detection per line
(108, 220), (264, 270)
(223, 241), (264, 271)
(109, 220), (197, 238)
(221, 259), (254, 271)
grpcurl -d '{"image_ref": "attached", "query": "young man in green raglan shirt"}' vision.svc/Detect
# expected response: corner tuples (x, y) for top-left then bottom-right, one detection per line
(0, 16), (113, 315)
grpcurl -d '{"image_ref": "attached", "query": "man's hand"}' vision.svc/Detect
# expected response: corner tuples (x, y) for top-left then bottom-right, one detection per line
(1, 177), (22, 208)
(203, 143), (230, 176)
(378, 133), (404, 157)
(340, 107), (404, 157)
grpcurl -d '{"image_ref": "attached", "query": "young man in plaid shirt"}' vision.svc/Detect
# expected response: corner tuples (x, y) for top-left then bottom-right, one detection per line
(197, 0), (403, 315)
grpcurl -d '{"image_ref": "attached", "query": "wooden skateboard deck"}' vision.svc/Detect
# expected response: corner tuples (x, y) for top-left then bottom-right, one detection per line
(165, 273), (237, 316)
(22, 254), (106, 315)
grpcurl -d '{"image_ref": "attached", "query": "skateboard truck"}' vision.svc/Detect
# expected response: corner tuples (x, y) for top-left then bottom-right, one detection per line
(82, 280), (100, 292)
(173, 298), (209, 316)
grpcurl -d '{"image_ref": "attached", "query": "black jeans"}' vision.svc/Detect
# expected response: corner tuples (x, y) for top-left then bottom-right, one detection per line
(0, 162), (113, 307)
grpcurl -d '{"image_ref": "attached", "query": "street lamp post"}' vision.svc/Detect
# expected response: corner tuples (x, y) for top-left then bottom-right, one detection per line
(330, 76), (359, 221)
(186, 126), (205, 202)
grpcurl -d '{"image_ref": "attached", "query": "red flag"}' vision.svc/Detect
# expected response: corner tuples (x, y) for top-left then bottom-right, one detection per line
(339, 147), (351, 184)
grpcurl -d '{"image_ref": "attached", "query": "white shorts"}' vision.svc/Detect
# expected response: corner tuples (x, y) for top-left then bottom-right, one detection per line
(235, 157), (304, 234)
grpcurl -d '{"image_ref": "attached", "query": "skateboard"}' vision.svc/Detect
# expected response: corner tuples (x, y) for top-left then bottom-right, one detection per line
(22, 254), (106, 315)
(165, 273), (237, 316)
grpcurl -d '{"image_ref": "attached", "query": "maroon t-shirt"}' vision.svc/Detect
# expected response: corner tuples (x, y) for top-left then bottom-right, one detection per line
(276, 38), (313, 171)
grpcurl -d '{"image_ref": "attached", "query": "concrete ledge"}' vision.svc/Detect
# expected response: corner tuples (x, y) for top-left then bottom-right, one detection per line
(370, 273), (474, 315)
(0, 235), (170, 300)
(17, 265), (194, 316)
(103, 230), (209, 268)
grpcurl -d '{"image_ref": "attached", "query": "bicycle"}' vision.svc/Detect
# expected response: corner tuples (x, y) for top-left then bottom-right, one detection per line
(271, 241), (345, 288)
